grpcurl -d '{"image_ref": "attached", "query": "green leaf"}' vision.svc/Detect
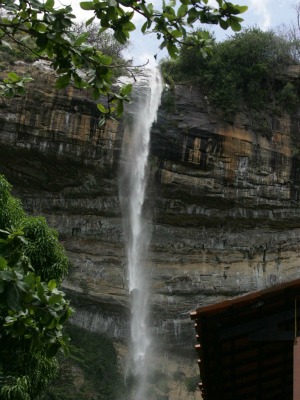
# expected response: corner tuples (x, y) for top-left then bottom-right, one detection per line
(167, 42), (178, 59)
(55, 74), (71, 89)
(73, 73), (85, 88)
(0, 257), (8, 270)
(35, 22), (47, 33)
(187, 8), (198, 24)
(229, 18), (242, 31)
(80, 1), (95, 10)
(163, 12), (176, 21)
(114, 30), (127, 45)
(46, 343), (60, 357)
(168, 0), (176, 6)
(122, 21), (135, 32)
(48, 293), (63, 305)
(116, 100), (124, 117)
(74, 32), (89, 46)
(177, 4), (187, 18)
(120, 83), (132, 96)
(24, 272), (36, 288)
(235, 5), (248, 14)
(37, 282), (47, 302)
(97, 103), (108, 114)
(146, 3), (154, 13)
(59, 309), (72, 324)
(86, 16), (95, 26)
(219, 18), (229, 29)
(48, 279), (57, 291)
(45, 0), (55, 10)
(141, 21), (148, 33)
(7, 72), (20, 82)
(96, 52), (112, 65)
(171, 29), (182, 39)
(92, 88), (101, 100)
(46, 317), (58, 329)
(159, 39), (167, 50)
(36, 34), (48, 49)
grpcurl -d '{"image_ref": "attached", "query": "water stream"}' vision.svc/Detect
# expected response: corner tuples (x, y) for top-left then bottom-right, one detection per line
(120, 69), (163, 399)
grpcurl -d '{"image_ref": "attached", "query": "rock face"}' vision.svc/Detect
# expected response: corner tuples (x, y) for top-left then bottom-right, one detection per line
(1, 63), (300, 399)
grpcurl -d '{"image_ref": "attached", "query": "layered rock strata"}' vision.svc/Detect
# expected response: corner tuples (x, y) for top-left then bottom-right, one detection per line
(1, 63), (300, 399)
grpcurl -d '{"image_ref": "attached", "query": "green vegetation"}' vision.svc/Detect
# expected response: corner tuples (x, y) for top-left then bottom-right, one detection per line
(161, 28), (300, 134)
(39, 325), (124, 400)
(0, 1), (249, 398)
(0, 0), (247, 121)
(0, 175), (72, 399)
(71, 21), (131, 79)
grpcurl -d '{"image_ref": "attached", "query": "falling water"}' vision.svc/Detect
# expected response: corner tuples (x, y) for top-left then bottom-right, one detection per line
(120, 68), (163, 399)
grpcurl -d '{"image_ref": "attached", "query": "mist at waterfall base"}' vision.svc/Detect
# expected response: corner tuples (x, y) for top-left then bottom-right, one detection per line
(119, 69), (163, 399)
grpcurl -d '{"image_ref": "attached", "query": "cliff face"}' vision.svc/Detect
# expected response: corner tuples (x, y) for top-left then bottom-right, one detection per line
(1, 63), (300, 398)
(150, 84), (300, 303)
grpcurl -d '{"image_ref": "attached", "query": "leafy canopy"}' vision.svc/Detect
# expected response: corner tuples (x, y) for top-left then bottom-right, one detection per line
(0, 175), (72, 399)
(0, 0), (247, 123)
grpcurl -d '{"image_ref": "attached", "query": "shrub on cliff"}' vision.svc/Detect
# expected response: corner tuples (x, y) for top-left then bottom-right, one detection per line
(161, 28), (299, 121)
(0, 174), (72, 399)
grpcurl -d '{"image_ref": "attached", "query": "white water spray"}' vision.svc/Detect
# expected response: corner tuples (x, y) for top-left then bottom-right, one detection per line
(120, 69), (163, 399)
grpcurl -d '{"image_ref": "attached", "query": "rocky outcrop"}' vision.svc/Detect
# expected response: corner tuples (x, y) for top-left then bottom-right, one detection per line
(150, 84), (300, 300)
(1, 63), (300, 399)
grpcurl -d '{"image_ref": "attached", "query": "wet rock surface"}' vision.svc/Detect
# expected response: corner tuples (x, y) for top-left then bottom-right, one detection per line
(1, 65), (300, 398)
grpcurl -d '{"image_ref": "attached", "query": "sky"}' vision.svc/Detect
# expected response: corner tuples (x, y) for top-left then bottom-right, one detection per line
(68, 0), (299, 66)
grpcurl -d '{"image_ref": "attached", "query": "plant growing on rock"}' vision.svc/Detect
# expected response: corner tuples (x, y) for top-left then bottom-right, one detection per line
(161, 27), (300, 129)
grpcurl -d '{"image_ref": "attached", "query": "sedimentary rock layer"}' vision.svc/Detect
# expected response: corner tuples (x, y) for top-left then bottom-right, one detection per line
(1, 64), (300, 398)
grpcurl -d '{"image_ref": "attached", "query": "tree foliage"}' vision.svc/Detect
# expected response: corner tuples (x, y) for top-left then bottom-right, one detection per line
(276, 1), (300, 62)
(161, 28), (300, 123)
(0, 0), (247, 122)
(0, 175), (72, 400)
(72, 21), (130, 60)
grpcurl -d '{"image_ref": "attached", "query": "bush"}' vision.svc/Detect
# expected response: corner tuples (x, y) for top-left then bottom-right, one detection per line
(278, 82), (299, 111)
(161, 28), (299, 122)
(21, 216), (69, 282)
(0, 174), (71, 400)
(0, 175), (25, 229)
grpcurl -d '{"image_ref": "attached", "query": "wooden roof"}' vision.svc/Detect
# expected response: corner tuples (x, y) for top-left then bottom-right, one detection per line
(190, 278), (300, 400)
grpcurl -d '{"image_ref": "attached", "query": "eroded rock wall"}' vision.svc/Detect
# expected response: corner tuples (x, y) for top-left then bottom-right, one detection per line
(1, 64), (300, 399)
(147, 85), (300, 342)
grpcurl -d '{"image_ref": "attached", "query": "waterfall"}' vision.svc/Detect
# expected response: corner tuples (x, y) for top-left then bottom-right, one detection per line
(120, 68), (163, 399)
